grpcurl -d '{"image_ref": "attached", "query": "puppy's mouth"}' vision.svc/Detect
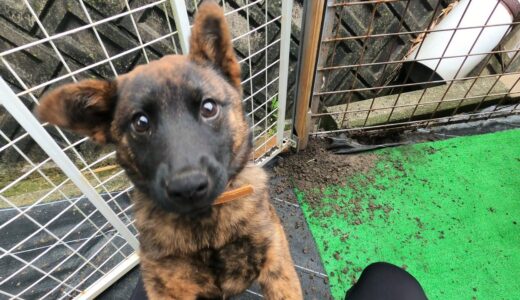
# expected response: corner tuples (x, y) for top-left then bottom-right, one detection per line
(158, 184), (225, 216)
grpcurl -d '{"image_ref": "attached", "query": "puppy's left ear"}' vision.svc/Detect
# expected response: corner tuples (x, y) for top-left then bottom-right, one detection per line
(189, 0), (241, 92)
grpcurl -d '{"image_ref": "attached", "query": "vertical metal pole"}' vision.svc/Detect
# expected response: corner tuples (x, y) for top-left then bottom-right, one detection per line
(276, 0), (294, 147)
(170, 0), (191, 54)
(293, 0), (327, 150)
(0, 77), (140, 250)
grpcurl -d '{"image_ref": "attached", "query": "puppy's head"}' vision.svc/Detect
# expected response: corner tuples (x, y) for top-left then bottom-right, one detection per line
(36, 1), (251, 216)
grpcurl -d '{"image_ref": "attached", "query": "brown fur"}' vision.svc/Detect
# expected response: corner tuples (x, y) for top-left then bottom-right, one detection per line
(36, 1), (302, 299)
(137, 166), (301, 299)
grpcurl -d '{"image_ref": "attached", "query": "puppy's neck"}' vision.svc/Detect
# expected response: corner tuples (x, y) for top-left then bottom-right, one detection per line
(224, 163), (267, 194)
(213, 184), (254, 205)
(215, 163), (268, 207)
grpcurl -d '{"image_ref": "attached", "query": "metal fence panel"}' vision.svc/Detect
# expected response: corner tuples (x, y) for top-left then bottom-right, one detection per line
(0, 0), (293, 298)
(302, 0), (520, 138)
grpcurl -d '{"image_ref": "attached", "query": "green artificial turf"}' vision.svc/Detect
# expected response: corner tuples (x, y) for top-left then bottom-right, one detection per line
(296, 129), (520, 300)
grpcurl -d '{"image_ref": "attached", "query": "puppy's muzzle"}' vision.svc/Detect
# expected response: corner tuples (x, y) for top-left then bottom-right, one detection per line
(163, 170), (210, 201)
(154, 155), (227, 214)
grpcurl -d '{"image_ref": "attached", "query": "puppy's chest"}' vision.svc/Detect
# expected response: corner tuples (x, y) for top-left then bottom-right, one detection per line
(196, 236), (268, 283)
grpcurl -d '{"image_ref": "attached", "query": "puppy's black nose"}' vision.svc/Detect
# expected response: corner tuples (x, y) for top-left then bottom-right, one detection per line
(164, 171), (209, 201)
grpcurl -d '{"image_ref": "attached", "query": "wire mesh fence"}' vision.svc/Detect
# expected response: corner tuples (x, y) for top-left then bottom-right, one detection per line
(0, 0), (293, 298)
(214, 0), (293, 163)
(306, 0), (520, 136)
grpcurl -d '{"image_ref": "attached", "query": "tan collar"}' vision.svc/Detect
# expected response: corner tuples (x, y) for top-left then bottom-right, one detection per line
(213, 184), (254, 205)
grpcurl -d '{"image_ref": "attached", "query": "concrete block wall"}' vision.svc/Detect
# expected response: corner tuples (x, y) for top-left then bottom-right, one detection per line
(0, 0), (304, 164)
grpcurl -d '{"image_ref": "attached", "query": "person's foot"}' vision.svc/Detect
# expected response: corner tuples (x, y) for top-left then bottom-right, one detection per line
(345, 262), (428, 300)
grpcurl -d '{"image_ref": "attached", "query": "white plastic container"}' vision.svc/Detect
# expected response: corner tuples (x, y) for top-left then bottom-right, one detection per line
(406, 0), (520, 82)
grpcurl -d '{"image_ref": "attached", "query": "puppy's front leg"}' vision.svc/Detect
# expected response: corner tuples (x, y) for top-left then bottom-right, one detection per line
(257, 223), (303, 300)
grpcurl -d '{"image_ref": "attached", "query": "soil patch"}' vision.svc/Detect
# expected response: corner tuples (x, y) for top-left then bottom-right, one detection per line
(271, 137), (379, 208)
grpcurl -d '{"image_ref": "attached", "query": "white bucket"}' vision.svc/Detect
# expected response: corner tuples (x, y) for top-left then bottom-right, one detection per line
(406, 0), (518, 82)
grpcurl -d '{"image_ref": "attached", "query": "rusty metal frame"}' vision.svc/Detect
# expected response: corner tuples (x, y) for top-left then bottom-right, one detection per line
(293, 0), (520, 140)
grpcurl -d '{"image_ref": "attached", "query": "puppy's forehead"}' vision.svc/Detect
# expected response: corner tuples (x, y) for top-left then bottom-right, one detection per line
(117, 55), (228, 100)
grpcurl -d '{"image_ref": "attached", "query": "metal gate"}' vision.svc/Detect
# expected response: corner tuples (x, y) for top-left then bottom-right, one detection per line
(0, 0), (293, 298)
(294, 0), (520, 149)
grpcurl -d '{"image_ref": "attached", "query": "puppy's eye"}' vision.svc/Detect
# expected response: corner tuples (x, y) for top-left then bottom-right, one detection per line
(200, 99), (219, 120)
(132, 113), (150, 133)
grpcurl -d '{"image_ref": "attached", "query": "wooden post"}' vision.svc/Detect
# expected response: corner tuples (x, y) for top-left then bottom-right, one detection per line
(293, 0), (327, 150)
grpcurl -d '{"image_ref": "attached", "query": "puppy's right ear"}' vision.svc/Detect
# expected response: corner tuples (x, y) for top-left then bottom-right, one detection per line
(36, 79), (117, 144)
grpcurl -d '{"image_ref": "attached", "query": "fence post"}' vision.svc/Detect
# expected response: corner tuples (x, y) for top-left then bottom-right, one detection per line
(0, 77), (140, 251)
(293, 0), (327, 150)
(276, 0), (294, 148)
(170, 0), (191, 54)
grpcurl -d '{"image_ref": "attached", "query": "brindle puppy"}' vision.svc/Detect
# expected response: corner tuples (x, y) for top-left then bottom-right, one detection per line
(36, 1), (302, 299)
